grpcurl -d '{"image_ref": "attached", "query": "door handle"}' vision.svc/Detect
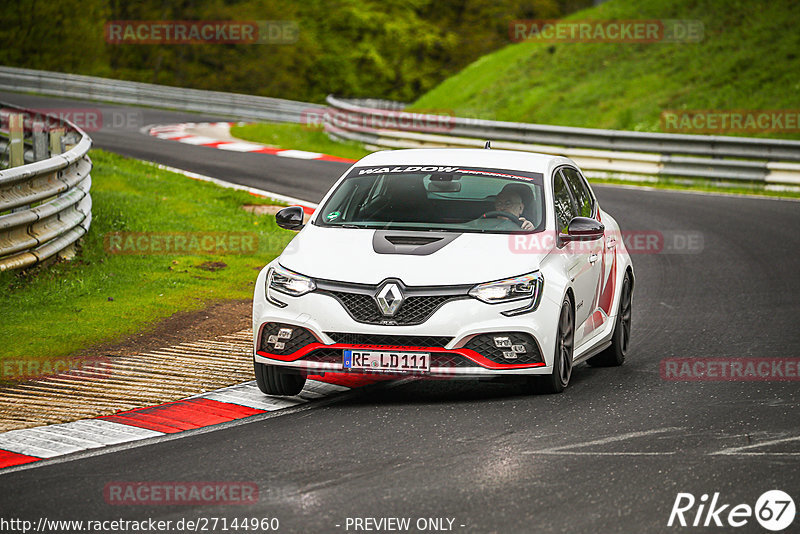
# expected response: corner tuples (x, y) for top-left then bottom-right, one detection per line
(589, 253), (599, 264)
(606, 237), (616, 249)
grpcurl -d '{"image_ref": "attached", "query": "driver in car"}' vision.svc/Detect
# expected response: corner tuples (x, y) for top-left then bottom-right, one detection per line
(491, 186), (534, 230)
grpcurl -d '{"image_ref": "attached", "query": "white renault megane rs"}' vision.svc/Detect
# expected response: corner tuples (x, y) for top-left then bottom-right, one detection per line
(252, 148), (634, 395)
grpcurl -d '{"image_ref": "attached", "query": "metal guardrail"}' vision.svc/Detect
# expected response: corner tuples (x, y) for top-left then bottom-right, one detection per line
(324, 96), (800, 185)
(0, 66), (323, 123)
(0, 102), (92, 271)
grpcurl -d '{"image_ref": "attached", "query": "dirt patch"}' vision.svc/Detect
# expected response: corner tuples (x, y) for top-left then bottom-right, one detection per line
(73, 299), (251, 359)
(242, 204), (312, 223)
(196, 261), (228, 272)
(0, 299), (255, 430)
(243, 204), (284, 216)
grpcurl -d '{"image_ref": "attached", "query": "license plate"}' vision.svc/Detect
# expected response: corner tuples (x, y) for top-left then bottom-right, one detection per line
(343, 350), (430, 372)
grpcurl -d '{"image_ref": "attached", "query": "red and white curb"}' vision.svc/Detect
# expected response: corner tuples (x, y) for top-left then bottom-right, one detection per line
(0, 163), (350, 472)
(147, 122), (356, 163)
(0, 375), (379, 470)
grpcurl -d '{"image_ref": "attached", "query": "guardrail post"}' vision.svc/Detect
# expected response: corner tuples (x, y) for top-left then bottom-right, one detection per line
(50, 128), (64, 155)
(8, 113), (24, 167)
(32, 120), (48, 161)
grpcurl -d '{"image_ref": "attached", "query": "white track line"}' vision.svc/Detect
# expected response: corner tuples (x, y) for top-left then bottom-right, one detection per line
(146, 161), (319, 208)
(524, 427), (682, 456)
(711, 435), (800, 456)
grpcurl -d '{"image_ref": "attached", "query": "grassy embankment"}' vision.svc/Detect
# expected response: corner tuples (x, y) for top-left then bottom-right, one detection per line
(0, 149), (293, 364)
(232, 0), (800, 197)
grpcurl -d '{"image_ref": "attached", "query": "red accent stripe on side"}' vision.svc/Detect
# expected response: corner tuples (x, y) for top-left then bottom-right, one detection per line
(598, 246), (618, 314)
(0, 450), (41, 468)
(301, 206), (315, 215)
(99, 398), (266, 434)
(316, 155), (358, 163)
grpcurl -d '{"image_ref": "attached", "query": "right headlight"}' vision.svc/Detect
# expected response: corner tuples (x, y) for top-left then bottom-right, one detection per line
(265, 265), (316, 307)
(469, 271), (544, 316)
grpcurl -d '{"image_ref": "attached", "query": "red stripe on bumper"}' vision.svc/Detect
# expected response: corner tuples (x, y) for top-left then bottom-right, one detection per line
(0, 450), (41, 468)
(258, 345), (546, 370)
(99, 398), (266, 434)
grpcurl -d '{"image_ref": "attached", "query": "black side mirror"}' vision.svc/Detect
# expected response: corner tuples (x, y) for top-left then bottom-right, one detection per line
(561, 217), (604, 242)
(276, 206), (305, 231)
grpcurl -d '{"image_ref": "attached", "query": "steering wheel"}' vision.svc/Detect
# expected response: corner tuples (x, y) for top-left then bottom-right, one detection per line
(482, 211), (523, 227)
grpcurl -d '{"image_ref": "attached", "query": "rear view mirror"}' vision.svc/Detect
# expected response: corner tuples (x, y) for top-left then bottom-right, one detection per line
(562, 217), (604, 242)
(427, 181), (461, 193)
(427, 173), (461, 193)
(276, 206), (305, 231)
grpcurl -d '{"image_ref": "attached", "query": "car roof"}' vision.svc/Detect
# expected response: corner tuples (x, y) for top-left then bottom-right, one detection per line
(354, 148), (574, 176)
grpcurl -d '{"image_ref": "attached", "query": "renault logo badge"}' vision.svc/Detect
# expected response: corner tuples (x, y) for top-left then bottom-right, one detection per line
(375, 282), (404, 316)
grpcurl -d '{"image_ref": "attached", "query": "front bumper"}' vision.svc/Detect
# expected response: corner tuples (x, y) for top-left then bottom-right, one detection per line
(253, 267), (560, 378)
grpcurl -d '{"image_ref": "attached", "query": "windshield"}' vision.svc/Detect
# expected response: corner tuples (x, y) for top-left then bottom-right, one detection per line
(315, 165), (546, 233)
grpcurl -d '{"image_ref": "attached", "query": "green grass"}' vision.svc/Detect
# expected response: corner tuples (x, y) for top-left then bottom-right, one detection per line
(0, 149), (295, 363)
(230, 122), (370, 161)
(411, 0), (800, 140)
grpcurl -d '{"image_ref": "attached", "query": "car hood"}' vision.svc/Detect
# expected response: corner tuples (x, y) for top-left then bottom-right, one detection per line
(277, 225), (549, 286)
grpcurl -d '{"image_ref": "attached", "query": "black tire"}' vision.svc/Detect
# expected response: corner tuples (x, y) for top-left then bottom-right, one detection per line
(531, 296), (574, 394)
(588, 273), (632, 367)
(254, 362), (306, 396)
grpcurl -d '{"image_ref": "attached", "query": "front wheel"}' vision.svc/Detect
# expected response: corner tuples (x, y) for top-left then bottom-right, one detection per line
(588, 273), (632, 367)
(530, 297), (574, 394)
(254, 362), (306, 396)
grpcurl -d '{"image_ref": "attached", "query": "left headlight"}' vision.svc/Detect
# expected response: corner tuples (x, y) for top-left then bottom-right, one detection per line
(469, 271), (543, 305)
(266, 265), (316, 306)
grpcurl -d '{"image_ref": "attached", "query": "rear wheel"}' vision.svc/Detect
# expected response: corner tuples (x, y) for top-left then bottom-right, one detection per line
(531, 297), (574, 394)
(254, 362), (306, 396)
(588, 273), (632, 367)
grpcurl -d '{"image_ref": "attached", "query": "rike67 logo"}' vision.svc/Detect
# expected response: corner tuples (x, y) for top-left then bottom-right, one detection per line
(668, 490), (795, 531)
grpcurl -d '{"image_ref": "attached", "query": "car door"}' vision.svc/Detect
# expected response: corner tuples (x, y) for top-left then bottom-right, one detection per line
(556, 167), (604, 347)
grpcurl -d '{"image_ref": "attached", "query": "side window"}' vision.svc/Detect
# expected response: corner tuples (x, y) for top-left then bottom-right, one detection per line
(553, 172), (574, 233)
(561, 167), (594, 218)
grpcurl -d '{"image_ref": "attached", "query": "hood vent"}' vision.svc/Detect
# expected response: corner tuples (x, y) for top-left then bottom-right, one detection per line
(385, 235), (442, 246)
(373, 230), (460, 256)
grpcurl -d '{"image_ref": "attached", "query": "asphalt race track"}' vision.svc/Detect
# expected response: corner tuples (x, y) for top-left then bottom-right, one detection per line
(1, 92), (798, 533)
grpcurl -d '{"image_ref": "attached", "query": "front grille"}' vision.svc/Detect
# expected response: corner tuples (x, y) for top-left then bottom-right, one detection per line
(300, 349), (342, 363)
(259, 322), (318, 356)
(429, 354), (480, 368)
(326, 332), (452, 347)
(464, 332), (543, 365)
(324, 291), (461, 325)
